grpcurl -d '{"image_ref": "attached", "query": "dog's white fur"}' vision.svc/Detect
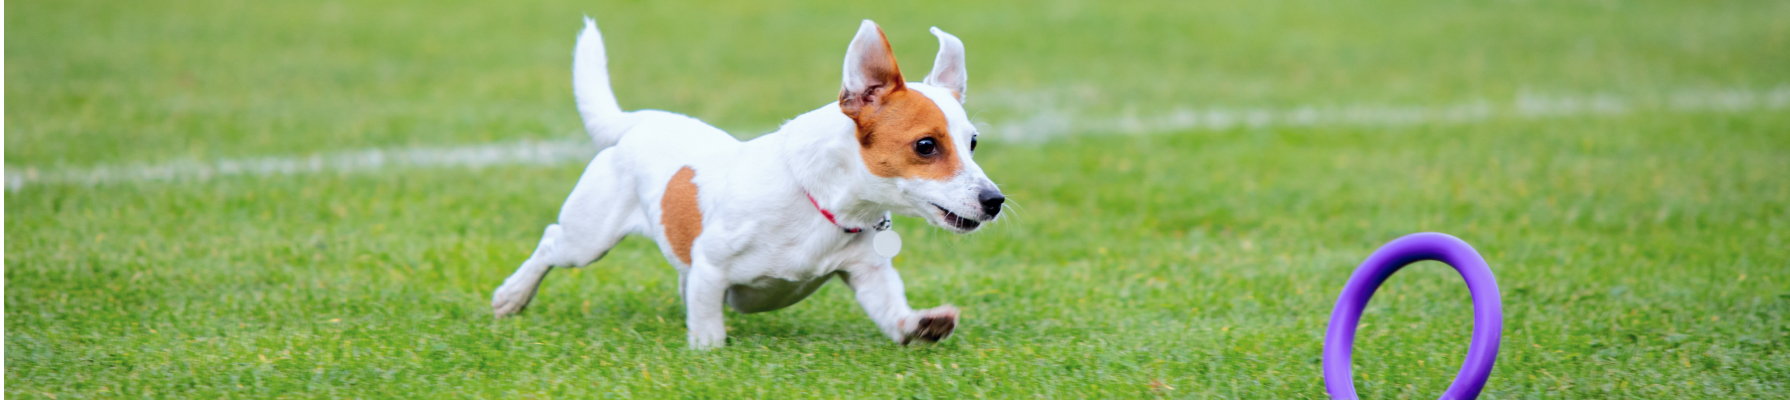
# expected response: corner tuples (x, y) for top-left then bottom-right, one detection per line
(491, 18), (1001, 349)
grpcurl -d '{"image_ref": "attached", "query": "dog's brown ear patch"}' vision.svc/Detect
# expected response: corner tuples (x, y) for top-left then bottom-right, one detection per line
(840, 21), (905, 122)
(661, 166), (703, 265)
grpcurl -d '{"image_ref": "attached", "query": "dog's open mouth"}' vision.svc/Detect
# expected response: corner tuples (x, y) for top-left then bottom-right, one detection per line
(934, 204), (981, 231)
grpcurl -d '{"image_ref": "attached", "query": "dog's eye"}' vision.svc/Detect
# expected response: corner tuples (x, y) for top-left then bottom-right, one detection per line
(914, 138), (939, 156)
(970, 135), (978, 153)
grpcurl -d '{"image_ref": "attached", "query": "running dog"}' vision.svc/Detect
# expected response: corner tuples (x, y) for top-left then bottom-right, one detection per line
(490, 18), (1003, 349)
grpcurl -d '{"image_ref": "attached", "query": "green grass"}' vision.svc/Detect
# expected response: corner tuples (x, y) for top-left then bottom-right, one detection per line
(7, 0), (1789, 398)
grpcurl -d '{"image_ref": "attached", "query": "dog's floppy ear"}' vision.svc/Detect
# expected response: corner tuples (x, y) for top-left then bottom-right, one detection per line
(923, 27), (967, 103)
(840, 20), (904, 119)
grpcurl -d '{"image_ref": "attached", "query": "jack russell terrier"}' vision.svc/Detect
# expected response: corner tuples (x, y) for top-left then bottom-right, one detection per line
(490, 18), (1004, 349)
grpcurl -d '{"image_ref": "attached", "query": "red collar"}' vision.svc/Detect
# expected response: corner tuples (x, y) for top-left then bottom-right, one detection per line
(806, 193), (863, 233)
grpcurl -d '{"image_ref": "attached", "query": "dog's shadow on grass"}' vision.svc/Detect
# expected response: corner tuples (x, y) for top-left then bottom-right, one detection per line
(506, 296), (920, 349)
(503, 271), (957, 349)
(725, 310), (875, 347)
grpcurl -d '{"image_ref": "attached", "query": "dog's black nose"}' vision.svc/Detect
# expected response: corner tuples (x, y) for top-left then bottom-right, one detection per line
(977, 187), (1005, 218)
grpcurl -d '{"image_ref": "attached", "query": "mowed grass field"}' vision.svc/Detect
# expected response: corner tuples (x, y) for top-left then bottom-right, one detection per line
(7, 0), (1790, 397)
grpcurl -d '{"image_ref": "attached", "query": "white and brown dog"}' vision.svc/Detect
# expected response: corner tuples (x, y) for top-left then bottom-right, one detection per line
(490, 18), (1003, 349)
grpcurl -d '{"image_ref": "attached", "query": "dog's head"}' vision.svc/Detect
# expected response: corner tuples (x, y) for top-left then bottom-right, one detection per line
(838, 20), (1001, 234)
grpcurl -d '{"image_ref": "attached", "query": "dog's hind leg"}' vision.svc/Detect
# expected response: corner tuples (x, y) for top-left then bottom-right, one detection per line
(491, 224), (567, 317)
(493, 151), (643, 317)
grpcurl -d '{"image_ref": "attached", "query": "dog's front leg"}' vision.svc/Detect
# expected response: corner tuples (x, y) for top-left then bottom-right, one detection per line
(683, 261), (729, 350)
(842, 260), (959, 345)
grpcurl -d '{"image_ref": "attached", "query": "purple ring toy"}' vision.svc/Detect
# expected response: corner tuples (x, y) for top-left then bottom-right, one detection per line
(1322, 232), (1503, 400)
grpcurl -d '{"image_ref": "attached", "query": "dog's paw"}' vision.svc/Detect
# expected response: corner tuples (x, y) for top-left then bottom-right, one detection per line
(901, 305), (960, 345)
(490, 285), (535, 318)
(687, 325), (729, 350)
(687, 334), (727, 351)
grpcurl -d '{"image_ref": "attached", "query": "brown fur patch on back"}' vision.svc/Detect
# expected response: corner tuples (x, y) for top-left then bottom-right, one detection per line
(850, 88), (959, 181)
(661, 166), (702, 265)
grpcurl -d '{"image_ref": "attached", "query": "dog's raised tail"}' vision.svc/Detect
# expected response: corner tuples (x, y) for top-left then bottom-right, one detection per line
(573, 17), (628, 149)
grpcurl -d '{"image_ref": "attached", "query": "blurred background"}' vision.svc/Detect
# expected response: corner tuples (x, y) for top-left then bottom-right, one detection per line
(10, 0), (1784, 166)
(7, 0), (1788, 398)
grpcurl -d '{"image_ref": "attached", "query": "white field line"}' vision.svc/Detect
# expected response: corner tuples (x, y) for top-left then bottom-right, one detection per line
(6, 139), (596, 191)
(7, 86), (1787, 191)
(982, 86), (1790, 142)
